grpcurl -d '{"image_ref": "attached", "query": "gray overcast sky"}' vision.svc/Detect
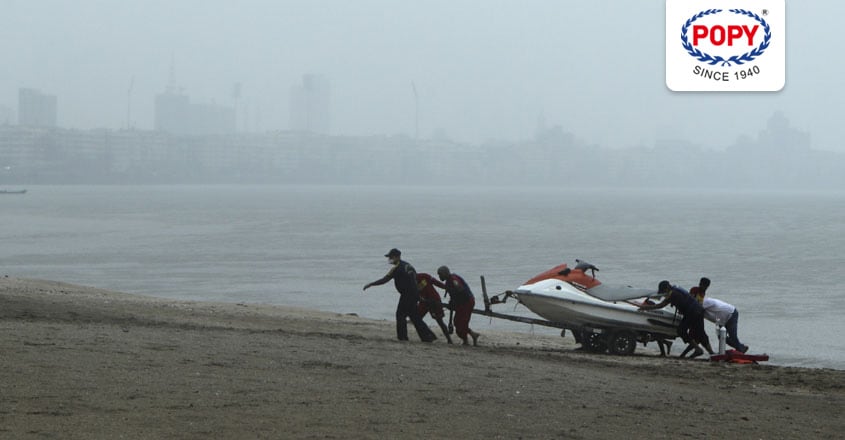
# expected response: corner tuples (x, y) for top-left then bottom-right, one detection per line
(2, 1), (841, 150)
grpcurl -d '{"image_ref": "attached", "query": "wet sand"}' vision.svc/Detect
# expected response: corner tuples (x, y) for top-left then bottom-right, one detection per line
(1, 277), (843, 439)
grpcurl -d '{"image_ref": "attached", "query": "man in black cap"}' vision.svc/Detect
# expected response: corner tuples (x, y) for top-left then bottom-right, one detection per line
(364, 249), (436, 342)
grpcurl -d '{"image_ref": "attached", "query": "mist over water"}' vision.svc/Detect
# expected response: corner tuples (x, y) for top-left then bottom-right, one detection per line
(2, 185), (843, 369)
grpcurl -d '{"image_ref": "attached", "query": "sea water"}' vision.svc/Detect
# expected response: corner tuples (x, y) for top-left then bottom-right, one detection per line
(1, 185), (843, 370)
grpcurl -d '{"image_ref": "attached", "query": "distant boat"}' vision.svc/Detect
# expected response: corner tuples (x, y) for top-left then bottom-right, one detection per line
(0, 189), (27, 194)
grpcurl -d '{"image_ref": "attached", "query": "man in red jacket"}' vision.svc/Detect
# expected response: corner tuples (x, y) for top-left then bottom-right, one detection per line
(416, 272), (453, 344)
(437, 265), (480, 346)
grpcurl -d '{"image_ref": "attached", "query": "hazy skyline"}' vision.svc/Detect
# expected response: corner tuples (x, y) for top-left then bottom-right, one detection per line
(2, 1), (842, 151)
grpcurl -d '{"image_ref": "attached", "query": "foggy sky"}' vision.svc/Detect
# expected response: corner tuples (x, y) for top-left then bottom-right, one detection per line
(2, 1), (842, 151)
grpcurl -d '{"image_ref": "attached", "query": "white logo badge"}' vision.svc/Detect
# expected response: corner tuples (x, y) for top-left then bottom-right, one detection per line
(666, 0), (785, 92)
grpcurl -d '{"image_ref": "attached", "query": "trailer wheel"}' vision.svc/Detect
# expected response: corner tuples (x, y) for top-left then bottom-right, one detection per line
(608, 330), (637, 355)
(581, 330), (607, 353)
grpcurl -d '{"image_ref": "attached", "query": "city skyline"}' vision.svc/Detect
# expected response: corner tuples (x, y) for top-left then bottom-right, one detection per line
(2, 1), (844, 152)
(2, 109), (841, 191)
(0, 82), (832, 157)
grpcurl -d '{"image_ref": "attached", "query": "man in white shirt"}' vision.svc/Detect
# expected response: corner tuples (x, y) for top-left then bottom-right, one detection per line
(702, 297), (749, 353)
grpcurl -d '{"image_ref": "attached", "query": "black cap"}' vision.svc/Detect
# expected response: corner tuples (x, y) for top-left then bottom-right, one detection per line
(384, 248), (401, 258)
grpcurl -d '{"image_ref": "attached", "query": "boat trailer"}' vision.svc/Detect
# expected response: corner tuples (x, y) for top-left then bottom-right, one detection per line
(471, 276), (676, 356)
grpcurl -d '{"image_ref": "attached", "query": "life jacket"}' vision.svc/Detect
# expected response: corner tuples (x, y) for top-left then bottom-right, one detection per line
(447, 274), (473, 305)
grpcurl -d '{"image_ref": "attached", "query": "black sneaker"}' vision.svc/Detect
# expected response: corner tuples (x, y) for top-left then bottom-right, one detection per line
(690, 349), (704, 359)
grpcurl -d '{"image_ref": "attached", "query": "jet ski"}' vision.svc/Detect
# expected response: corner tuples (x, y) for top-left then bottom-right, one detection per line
(510, 259), (679, 354)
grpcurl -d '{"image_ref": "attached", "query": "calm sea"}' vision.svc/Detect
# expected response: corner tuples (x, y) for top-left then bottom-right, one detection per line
(2, 185), (843, 370)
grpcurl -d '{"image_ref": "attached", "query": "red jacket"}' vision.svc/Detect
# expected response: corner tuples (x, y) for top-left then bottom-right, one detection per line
(416, 273), (445, 304)
(443, 273), (473, 306)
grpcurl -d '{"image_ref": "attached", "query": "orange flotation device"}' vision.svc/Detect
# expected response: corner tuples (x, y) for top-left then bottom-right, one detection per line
(710, 349), (769, 364)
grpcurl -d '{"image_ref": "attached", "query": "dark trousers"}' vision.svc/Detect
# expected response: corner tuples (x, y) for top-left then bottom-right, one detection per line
(725, 309), (746, 351)
(396, 294), (434, 341)
(680, 310), (708, 346)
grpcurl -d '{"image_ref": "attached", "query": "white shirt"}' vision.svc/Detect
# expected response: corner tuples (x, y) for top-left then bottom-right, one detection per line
(702, 297), (736, 326)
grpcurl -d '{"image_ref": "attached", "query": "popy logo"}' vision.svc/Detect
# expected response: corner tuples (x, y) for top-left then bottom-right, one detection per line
(692, 21), (760, 46)
(692, 23), (759, 47)
(666, 1), (785, 92)
(682, 9), (770, 66)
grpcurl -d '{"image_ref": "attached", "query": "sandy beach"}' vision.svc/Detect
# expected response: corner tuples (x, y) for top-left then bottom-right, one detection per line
(1, 277), (843, 439)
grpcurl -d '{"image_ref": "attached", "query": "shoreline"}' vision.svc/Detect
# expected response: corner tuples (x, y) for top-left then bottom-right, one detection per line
(2, 277), (843, 439)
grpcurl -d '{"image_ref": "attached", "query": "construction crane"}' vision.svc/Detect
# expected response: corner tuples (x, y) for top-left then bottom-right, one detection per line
(126, 76), (135, 129)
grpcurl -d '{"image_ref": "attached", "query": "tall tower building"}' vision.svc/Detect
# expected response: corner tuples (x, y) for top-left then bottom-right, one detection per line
(154, 89), (190, 133)
(153, 59), (235, 135)
(289, 74), (331, 134)
(0, 105), (14, 125)
(154, 90), (235, 135)
(18, 88), (57, 127)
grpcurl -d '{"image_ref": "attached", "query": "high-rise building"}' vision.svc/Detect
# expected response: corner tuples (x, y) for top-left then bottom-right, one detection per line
(154, 90), (190, 133)
(0, 105), (14, 125)
(154, 89), (235, 135)
(18, 88), (57, 127)
(289, 74), (331, 134)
